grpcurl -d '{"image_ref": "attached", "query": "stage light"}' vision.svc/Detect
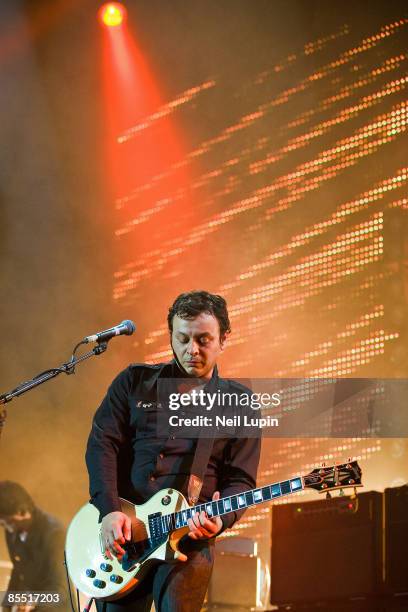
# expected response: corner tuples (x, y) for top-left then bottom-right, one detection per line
(99, 3), (127, 28)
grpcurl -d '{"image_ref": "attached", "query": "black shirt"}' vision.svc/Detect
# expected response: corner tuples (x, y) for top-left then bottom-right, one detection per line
(86, 360), (261, 530)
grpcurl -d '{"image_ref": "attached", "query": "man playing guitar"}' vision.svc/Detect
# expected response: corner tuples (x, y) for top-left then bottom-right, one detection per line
(85, 291), (261, 611)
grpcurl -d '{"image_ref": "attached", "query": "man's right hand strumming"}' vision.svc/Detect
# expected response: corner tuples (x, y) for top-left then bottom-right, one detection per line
(101, 511), (132, 559)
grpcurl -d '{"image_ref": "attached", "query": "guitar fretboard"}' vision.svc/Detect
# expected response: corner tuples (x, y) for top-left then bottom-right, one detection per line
(157, 476), (304, 534)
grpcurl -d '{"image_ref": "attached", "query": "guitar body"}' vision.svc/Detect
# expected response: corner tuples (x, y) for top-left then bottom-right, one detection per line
(65, 461), (362, 602)
(65, 489), (190, 601)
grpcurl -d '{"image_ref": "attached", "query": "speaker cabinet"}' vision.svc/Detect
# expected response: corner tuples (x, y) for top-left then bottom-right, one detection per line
(208, 544), (270, 609)
(270, 491), (382, 605)
(384, 485), (408, 595)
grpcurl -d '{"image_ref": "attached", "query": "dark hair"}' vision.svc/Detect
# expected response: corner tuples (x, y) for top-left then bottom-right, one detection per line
(0, 481), (35, 516)
(168, 291), (231, 339)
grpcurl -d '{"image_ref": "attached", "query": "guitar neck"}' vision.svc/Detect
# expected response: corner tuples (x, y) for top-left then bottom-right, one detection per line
(161, 476), (304, 533)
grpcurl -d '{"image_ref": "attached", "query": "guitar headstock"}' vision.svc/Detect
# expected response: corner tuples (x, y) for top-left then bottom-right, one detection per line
(304, 460), (362, 494)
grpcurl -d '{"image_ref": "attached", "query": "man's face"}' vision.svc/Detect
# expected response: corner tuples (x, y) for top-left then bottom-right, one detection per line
(0, 510), (32, 533)
(171, 313), (226, 380)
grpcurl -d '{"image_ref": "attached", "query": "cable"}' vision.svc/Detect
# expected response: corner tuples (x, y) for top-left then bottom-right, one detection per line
(64, 549), (78, 612)
(67, 340), (87, 375)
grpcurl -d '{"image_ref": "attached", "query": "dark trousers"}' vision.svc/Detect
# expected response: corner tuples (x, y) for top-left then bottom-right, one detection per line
(95, 539), (214, 612)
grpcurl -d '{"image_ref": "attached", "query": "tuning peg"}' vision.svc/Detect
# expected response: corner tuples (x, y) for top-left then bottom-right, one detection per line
(326, 492), (332, 500)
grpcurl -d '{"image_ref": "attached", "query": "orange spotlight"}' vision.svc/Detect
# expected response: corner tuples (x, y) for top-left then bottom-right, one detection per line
(99, 3), (127, 28)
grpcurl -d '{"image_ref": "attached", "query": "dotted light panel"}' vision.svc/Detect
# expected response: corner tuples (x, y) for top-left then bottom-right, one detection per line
(110, 14), (408, 543)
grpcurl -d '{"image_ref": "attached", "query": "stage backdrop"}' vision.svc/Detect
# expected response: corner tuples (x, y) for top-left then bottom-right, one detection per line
(0, 0), (407, 567)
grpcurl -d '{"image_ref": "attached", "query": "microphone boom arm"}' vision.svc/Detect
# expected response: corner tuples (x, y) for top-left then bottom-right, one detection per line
(0, 341), (109, 438)
(0, 342), (108, 405)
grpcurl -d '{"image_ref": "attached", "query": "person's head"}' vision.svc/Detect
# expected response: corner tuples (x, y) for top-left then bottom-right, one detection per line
(168, 290), (231, 380)
(0, 481), (34, 533)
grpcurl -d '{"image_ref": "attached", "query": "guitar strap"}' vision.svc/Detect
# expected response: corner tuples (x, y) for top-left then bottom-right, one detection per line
(186, 377), (229, 505)
(167, 354), (219, 506)
(187, 434), (215, 505)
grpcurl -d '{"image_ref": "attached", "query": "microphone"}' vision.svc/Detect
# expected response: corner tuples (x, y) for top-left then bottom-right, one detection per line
(83, 320), (136, 344)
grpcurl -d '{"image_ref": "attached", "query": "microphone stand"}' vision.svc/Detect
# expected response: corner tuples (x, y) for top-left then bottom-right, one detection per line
(0, 341), (108, 437)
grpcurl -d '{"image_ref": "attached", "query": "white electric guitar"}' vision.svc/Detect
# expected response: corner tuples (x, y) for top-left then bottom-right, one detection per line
(65, 460), (362, 601)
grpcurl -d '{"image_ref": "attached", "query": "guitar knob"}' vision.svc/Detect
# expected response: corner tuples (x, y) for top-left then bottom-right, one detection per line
(85, 569), (96, 578)
(93, 579), (106, 589)
(110, 575), (123, 584)
(100, 563), (113, 572)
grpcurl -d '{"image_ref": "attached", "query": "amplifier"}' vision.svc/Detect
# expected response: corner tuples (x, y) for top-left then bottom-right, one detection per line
(384, 485), (408, 595)
(270, 491), (382, 605)
(208, 545), (270, 609)
(215, 536), (258, 556)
